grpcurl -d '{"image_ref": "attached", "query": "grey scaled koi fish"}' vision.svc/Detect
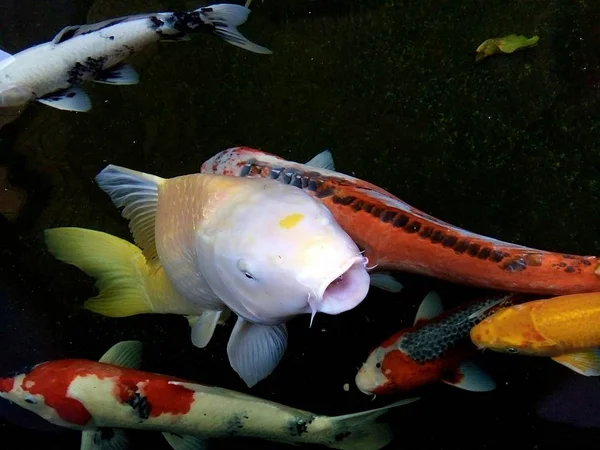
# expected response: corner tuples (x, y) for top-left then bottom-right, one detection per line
(0, 3), (271, 113)
(0, 341), (419, 450)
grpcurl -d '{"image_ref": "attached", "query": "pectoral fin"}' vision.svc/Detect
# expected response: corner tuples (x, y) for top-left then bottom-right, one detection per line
(93, 63), (139, 86)
(37, 87), (92, 112)
(162, 432), (207, 450)
(369, 272), (403, 293)
(552, 349), (600, 376)
(226, 317), (288, 387)
(441, 361), (496, 392)
(187, 310), (228, 348)
(98, 341), (143, 369)
(414, 291), (444, 326)
(80, 428), (128, 450)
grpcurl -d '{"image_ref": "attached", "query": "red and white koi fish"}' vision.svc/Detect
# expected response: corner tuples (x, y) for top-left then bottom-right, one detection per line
(201, 147), (600, 296)
(0, 341), (418, 450)
(355, 291), (524, 396)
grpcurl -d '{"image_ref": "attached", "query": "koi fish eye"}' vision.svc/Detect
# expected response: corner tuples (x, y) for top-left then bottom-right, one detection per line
(506, 347), (519, 354)
(237, 260), (256, 281)
(375, 362), (381, 369)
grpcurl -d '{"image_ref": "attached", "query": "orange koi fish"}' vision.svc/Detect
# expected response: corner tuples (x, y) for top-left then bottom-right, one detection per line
(355, 291), (523, 396)
(201, 147), (600, 295)
(470, 292), (600, 376)
(0, 341), (418, 450)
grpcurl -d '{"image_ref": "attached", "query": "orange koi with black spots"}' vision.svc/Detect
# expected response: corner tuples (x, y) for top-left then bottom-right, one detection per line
(201, 147), (600, 295)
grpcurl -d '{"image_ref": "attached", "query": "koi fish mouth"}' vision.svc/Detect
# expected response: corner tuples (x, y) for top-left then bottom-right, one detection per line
(318, 257), (371, 315)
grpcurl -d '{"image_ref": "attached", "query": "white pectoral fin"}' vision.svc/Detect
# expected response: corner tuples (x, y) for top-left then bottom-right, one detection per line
(93, 63), (140, 86)
(162, 432), (207, 450)
(369, 272), (403, 293)
(187, 310), (227, 348)
(37, 87), (92, 112)
(98, 341), (143, 369)
(226, 317), (288, 387)
(80, 428), (128, 450)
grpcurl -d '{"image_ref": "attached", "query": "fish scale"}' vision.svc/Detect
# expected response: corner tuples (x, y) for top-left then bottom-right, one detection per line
(398, 294), (520, 364)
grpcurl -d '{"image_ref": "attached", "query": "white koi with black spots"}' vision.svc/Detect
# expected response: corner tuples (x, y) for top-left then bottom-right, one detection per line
(0, 3), (271, 113)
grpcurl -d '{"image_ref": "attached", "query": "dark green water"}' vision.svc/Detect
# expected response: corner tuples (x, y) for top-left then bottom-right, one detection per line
(1, 0), (600, 448)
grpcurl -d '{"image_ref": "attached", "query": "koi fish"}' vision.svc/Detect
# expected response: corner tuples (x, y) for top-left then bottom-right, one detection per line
(0, 3), (271, 113)
(200, 147), (600, 296)
(354, 291), (522, 395)
(44, 165), (371, 388)
(470, 292), (600, 376)
(0, 341), (420, 450)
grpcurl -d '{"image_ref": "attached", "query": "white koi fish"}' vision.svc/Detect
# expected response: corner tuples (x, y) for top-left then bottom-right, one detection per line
(0, 3), (271, 112)
(0, 341), (419, 450)
(45, 165), (371, 387)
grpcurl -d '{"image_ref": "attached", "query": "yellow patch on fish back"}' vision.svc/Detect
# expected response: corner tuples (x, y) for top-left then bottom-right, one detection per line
(279, 213), (304, 229)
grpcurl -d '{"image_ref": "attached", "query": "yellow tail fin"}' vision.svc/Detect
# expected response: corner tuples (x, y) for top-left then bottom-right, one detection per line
(44, 227), (153, 317)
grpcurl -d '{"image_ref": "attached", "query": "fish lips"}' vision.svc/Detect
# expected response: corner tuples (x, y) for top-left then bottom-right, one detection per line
(314, 256), (370, 315)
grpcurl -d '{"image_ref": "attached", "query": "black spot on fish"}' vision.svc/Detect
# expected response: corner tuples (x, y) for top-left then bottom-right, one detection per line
(335, 431), (352, 441)
(226, 415), (244, 435)
(315, 186), (334, 198)
(332, 195), (356, 206)
(419, 227), (433, 239)
(441, 235), (457, 247)
(490, 250), (506, 263)
(66, 56), (108, 85)
(564, 266), (576, 273)
(108, 36), (115, 40)
(393, 214), (409, 228)
(362, 203), (374, 214)
(126, 393), (151, 420)
(453, 240), (469, 254)
(404, 221), (421, 233)
(477, 247), (491, 260)
(502, 259), (527, 272)
(289, 416), (313, 436)
(582, 259), (592, 266)
(430, 230), (445, 244)
(351, 200), (365, 212)
(150, 16), (165, 29)
(467, 243), (481, 257)
(291, 174), (303, 188)
(173, 11), (214, 34)
(240, 164), (253, 177)
(380, 210), (397, 223)
(269, 168), (282, 179)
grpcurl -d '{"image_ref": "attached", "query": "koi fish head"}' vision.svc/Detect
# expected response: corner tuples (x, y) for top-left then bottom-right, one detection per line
(470, 304), (555, 356)
(355, 346), (395, 395)
(197, 176), (371, 324)
(0, 362), (72, 427)
(0, 84), (35, 108)
(201, 147), (285, 177)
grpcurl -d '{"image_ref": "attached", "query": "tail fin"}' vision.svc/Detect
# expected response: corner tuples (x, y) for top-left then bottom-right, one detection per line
(44, 227), (154, 317)
(316, 398), (419, 450)
(196, 4), (272, 54)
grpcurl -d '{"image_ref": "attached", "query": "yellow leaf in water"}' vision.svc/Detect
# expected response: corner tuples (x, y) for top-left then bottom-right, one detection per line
(476, 34), (539, 61)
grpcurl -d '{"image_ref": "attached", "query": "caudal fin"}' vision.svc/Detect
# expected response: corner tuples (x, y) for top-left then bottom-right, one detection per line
(195, 4), (272, 54)
(315, 398), (419, 450)
(44, 227), (154, 317)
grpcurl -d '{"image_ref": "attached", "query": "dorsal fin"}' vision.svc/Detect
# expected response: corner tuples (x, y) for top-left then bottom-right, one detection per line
(51, 15), (156, 45)
(98, 341), (143, 369)
(95, 164), (165, 261)
(414, 291), (444, 326)
(0, 48), (15, 71)
(306, 149), (336, 171)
